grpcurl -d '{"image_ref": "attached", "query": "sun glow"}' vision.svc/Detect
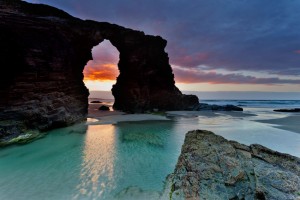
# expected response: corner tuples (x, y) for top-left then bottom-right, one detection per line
(84, 80), (116, 91)
(75, 125), (117, 199)
(83, 40), (119, 92)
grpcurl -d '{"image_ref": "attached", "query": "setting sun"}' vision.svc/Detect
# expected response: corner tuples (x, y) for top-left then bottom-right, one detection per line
(83, 40), (119, 91)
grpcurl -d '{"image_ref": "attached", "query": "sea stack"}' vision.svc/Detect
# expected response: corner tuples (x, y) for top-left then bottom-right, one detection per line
(0, 0), (199, 140)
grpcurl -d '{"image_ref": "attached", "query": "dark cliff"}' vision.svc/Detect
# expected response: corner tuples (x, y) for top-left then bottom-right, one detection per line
(0, 0), (199, 139)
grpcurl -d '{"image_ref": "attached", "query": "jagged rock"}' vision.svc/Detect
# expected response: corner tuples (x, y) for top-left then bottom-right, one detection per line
(165, 130), (300, 200)
(98, 105), (110, 111)
(274, 108), (300, 112)
(196, 103), (243, 111)
(0, 0), (199, 140)
(90, 100), (102, 103)
(0, 130), (45, 146)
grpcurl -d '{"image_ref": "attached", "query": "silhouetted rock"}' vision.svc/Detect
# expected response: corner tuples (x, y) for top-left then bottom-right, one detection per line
(90, 101), (102, 103)
(164, 130), (300, 200)
(98, 105), (110, 111)
(0, 0), (199, 140)
(196, 103), (243, 111)
(274, 108), (300, 112)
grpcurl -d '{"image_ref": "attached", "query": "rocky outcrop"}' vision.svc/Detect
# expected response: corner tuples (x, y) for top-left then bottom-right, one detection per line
(0, 0), (199, 140)
(90, 101), (102, 103)
(98, 105), (110, 111)
(165, 130), (300, 200)
(196, 103), (243, 111)
(274, 108), (300, 112)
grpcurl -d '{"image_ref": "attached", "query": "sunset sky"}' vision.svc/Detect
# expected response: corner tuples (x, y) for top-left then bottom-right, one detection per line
(26, 0), (300, 92)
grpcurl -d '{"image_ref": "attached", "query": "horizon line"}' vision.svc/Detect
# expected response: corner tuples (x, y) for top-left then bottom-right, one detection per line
(89, 90), (300, 93)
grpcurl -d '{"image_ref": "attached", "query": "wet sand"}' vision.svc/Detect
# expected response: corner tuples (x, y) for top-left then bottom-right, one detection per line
(88, 102), (299, 134)
(88, 103), (169, 124)
(88, 103), (125, 118)
(166, 110), (256, 118)
(255, 115), (300, 134)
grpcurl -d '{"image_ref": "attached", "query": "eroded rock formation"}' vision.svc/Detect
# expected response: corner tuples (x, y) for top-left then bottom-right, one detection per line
(165, 130), (300, 200)
(274, 108), (300, 112)
(0, 0), (199, 140)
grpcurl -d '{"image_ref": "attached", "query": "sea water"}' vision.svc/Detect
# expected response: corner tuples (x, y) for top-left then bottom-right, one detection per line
(0, 100), (300, 200)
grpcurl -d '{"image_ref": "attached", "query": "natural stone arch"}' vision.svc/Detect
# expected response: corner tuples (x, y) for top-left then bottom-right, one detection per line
(83, 39), (120, 97)
(88, 22), (199, 112)
(0, 0), (199, 139)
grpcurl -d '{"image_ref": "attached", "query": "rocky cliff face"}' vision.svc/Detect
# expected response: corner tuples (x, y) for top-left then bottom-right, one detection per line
(0, 0), (199, 140)
(165, 130), (300, 200)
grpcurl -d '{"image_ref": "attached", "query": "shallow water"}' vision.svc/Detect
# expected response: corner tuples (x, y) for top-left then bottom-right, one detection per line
(1, 108), (300, 200)
(0, 121), (185, 200)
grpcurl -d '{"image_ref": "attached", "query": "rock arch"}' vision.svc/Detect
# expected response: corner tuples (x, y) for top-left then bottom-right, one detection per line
(0, 0), (199, 139)
(85, 21), (199, 113)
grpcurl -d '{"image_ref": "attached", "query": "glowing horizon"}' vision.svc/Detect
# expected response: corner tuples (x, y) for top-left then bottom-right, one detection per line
(83, 42), (300, 92)
(27, 0), (300, 93)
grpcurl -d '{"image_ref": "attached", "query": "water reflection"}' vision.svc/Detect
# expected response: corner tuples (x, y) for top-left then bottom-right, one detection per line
(0, 113), (299, 200)
(74, 125), (117, 199)
(74, 121), (178, 199)
(111, 121), (178, 197)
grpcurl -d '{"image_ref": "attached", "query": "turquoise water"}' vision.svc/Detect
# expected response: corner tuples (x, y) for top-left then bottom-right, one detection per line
(1, 109), (300, 199)
(0, 121), (189, 200)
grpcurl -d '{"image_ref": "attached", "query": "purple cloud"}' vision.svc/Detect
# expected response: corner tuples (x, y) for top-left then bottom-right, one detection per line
(173, 67), (300, 85)
(25, 0), (300, 83)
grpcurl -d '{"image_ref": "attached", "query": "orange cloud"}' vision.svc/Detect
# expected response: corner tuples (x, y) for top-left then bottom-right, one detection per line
(84, 63), (119, 81)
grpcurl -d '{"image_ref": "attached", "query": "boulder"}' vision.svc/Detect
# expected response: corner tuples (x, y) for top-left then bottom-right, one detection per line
(90, 101), (102, 103)
(196, 103), (243, 111)
(274, 108), (300, 112)
(98, 105), (110, 111)
(165, 130), (300, 200)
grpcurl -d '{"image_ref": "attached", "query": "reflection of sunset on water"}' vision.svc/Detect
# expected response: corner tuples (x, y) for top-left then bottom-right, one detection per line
(74, 125), (117, 199)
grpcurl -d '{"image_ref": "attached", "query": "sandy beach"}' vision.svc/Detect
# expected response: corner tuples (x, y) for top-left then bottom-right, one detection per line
(88, 103), (169, 124)
(255, 114), (300, 134)
(166, 110), (256, 118)
(88, 103), (300, 136)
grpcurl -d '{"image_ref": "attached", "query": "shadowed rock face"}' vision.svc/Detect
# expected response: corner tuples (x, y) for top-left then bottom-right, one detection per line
(0, 0), (199, 139)
(164, 130), (300, 200)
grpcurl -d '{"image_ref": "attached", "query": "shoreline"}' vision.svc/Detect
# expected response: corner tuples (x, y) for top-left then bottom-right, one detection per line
(255, 115), (300, 134)
(2, 103), (300, 150)
(1, 103), (300, 199)
(88, 103), (170, 124)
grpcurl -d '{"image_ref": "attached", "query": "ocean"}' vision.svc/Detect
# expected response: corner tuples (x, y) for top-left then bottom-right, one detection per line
(202, 99), (300, 108)
(0, 94), (299, 200)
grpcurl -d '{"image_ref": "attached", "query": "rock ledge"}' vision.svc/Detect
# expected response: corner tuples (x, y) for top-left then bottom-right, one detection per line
(165, 130), (300, 200)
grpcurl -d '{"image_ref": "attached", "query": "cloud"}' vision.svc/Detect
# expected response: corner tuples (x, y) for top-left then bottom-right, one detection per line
(84, 63), (118, 81)
(25, 0), (300, 81)
(173, 67), (300, 85)
(83, 40), (119, 81)
(167, 44), (210, 67)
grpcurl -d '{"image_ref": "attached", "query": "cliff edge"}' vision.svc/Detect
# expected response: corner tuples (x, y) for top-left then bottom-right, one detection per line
(0, 0), (199, 140)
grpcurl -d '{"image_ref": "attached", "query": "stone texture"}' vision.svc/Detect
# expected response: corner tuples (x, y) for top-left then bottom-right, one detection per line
(98, 105), (110, 111)
(0, 0), (199, 140)
(90, 101), (102, 103)
(196, 103), (243, 111)
(274, 108), (300, 112)
(165, 130), (300, 200)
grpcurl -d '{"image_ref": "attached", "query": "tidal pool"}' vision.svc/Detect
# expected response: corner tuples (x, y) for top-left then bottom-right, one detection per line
(1, 111), (300, 200)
